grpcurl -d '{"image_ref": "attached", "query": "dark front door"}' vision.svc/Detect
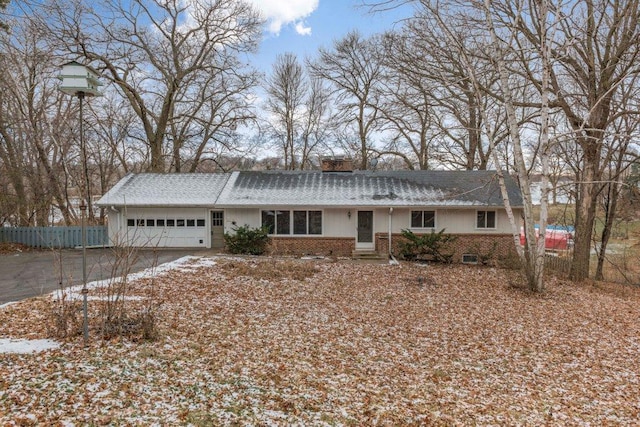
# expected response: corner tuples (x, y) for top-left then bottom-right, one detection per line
(356, 210), (374, 249)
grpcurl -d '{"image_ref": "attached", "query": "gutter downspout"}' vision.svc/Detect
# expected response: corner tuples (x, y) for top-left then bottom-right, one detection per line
(111, 206), (120, 241)
(389, 207), (399, 265)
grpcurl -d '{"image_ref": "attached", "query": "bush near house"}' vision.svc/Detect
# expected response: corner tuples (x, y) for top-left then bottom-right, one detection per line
(224, 225), (271, 255)
(398, 228), (457, 263)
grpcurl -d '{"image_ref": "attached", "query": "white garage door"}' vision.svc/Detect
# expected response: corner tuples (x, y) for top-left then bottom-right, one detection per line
(122, 209), (208, 248)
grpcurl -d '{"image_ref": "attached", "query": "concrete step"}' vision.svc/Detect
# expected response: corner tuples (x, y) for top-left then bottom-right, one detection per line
(351, 250), (385, 260)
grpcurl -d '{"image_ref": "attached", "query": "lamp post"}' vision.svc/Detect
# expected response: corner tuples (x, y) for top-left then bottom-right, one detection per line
(59, 61), (102, 347)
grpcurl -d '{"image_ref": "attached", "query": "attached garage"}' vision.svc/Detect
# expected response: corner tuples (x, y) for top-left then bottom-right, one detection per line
(97, 173), (230, 249)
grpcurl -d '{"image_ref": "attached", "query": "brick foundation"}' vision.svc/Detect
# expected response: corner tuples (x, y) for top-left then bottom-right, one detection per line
(264, 233), (517, 263)
(267, 237), (355, 257)
(377, 232), (517, 264)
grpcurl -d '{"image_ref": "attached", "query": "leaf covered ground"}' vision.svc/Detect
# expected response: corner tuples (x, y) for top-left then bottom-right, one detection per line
(1, 256), (639, 425)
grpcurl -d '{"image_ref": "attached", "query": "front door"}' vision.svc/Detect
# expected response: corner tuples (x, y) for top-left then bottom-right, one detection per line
(356, 210), (374, 250)
(210, 211), (224, 249)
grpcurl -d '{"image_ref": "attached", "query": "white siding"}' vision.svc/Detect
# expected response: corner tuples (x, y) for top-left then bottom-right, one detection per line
(392, 208), (518, 234)
(223, 208), (260, 233)
(107, 205), (522, 249)
(222, 206), (519, 238)
(324, 208), (353, 237)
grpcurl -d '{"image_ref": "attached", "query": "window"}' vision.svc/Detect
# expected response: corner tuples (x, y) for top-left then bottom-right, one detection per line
(127, 219), (135, 227)
(477, 210), (496, 229)
(197, 219), (205, 227)
(261, 210), (290, 235)
(167, 219), (175, 227)
(211, 212), (223, 226)
(187, 219), (195, 227)
(157, 219), (165, 227)
(411, 210), (435, 228)
(177, 219), (185, 227)
(308, 211), (322, 235)
(136, 219), (145, 227)
(146, 219), (155, 227)
(293, 210), (322, 235)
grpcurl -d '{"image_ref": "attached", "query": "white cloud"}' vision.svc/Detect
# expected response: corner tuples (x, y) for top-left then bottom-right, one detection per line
(248, 0), (318, 35)
(295, 22), (312, 35)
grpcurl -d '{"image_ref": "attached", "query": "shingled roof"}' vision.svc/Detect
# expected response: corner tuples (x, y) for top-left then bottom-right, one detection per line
(97, 170), (523, 208)
(215, 170), (522, 208)
(96, 173), (231, 207)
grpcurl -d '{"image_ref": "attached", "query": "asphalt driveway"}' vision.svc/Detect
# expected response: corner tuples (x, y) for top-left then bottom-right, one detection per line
(0, 248), (204, 305)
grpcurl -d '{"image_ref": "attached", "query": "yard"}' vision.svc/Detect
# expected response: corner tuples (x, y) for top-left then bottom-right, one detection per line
(1, 255), (639, 425)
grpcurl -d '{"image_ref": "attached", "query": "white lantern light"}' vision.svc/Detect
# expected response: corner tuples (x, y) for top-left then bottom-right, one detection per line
(58, 61), (103, 97)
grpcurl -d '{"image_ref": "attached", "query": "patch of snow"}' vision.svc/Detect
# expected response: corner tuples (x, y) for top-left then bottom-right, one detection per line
(52, 256), (215, 302)
(0, 301), (18, 310)
(0, 338), (61, 354)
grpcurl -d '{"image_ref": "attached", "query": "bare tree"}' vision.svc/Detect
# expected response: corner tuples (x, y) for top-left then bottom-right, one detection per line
(594, 79), (640, 280)
(379, 18), (504, 170)
(298, 76), (333, 169)
(264, 53), (333, 169)
(90, 96), (146, 175)
(0, 17), (78, 226)
(39, 0), (262, 173)
(308, 31), (383, 170)
(492, 0), (640, 280)
(0, 0), (9, 32)
(377, 31), (439, 169)
(265, 53), (307, 170)
(406, 0), (556, 291)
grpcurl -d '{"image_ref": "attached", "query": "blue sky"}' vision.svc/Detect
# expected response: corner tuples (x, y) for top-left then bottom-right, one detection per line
(247, 0), (415, 73)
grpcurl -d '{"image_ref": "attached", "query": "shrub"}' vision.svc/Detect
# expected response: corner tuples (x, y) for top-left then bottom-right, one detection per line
(224, 225), (270, 255)
(398, 228), (457, 263)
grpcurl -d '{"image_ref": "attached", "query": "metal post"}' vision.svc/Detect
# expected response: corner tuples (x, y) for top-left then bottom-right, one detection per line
(80, 203), (88, 346)
(79, 92), (92, 222)
(79, 91), (89, 347)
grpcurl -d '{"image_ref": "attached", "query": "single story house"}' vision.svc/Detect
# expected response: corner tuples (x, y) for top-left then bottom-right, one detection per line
(97, 161), (523, 262)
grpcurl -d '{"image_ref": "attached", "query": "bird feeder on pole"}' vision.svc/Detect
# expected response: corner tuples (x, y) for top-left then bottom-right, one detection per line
(59, 61), (103, 347)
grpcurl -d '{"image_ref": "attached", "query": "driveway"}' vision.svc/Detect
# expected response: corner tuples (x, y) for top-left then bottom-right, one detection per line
(0, 248), (205, 305)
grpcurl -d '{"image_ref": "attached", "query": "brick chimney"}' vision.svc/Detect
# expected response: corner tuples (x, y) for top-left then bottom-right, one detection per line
(321, 156), (354, 172)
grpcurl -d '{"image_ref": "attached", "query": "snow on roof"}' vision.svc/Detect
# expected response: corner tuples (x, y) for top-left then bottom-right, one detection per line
(216, 170), (522, 208)
(97, 170), (522, 209)
(96, 173), (231, 207)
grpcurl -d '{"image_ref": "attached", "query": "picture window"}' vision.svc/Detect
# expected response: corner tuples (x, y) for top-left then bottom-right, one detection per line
(411, 210), (435, 228)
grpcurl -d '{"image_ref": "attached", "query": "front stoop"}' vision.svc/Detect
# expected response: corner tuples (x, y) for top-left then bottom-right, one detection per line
(351, 250), (386, 261)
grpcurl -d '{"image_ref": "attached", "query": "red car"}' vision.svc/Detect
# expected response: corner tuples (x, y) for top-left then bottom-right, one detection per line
(520, 225), (574, 251)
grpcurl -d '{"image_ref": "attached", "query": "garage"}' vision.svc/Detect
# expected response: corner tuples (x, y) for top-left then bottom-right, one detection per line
(97, 173), (230, 249)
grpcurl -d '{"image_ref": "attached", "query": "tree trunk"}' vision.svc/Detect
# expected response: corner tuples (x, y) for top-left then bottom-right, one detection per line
(570, 142), (600, 281)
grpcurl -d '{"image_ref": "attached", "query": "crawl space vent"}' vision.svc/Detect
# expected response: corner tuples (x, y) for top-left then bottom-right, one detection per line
(462, 254), (479, 264)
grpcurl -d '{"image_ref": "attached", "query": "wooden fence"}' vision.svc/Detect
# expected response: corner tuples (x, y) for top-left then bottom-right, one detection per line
(544, 253), (573, 276)
(0, 226), (109, 249)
